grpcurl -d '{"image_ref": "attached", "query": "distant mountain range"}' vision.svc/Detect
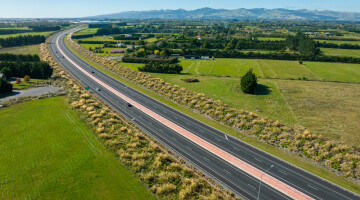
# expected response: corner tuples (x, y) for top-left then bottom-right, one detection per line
(88, 8), (360, 21)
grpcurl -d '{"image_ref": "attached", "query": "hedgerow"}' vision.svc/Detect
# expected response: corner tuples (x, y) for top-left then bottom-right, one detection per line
(66, 32), (360, 181)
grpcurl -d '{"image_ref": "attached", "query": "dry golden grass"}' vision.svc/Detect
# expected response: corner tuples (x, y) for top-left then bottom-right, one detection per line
(277, 80), (360, 147)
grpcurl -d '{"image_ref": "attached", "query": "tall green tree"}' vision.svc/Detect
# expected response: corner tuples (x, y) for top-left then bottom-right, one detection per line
(241, 69), (257, 94)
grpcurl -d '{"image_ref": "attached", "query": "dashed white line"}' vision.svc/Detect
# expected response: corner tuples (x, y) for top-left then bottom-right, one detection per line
(248, 184), (257, 190)
(203, 156), (210, 162)
(225, 134), (228, 140)
(254, 157), (262, 162)
(224, 169), (231, 175)
(186, 146), (192, 150)
(308, 184), (318, 191)
(278, 170), (288, 176)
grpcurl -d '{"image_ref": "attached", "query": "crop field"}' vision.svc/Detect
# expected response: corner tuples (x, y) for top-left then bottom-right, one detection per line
(0, 97), (153, 200)
(258, 37), (286, 41)
(320, 48), (360, 58)
(121, 58), (360, 83)
(0, 44), (39, 54)
(315, 39), (360, 45)
(0, 31), (54, 39)
(76, 28), (99, 34)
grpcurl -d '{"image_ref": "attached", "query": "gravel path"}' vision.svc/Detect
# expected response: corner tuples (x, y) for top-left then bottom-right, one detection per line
(0, 86), (62, 103)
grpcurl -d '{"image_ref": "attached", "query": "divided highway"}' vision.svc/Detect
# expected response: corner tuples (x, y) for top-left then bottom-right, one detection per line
(49, 28), (359, 200)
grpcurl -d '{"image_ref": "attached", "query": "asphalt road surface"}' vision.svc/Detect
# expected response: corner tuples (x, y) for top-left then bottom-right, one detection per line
(49, 28), (359, 200)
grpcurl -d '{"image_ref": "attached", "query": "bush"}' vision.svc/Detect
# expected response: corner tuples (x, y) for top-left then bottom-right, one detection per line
(15, 78), (21, 84)
(0, 78), (12, 93)
(241, 69), (257, 94)
(138, 62), (183, 74)
(24, 75), (30, 82)
(182, 78), (199, 83)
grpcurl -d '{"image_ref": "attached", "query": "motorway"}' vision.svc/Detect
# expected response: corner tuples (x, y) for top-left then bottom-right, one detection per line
(50, 28), (359, 200)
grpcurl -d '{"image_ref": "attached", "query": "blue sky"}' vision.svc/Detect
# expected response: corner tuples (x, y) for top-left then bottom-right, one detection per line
(1, 0), (359, 18)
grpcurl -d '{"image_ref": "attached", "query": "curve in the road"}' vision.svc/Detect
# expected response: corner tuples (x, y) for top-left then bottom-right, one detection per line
(56, 32), (314, 200)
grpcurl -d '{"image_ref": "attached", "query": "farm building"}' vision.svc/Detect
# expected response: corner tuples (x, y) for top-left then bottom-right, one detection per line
(110, 50), (124, 53)
(116, 43), (126, 48)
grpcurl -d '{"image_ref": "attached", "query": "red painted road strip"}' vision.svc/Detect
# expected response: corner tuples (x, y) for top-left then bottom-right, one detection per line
(57, 34), (314, 200)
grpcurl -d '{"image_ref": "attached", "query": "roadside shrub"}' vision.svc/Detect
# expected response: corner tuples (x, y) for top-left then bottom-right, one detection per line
(182, 78), (199, 83)
(241, 69), (257, 94)
(0, 78), (12, 93)
(24, 75), (30, 82)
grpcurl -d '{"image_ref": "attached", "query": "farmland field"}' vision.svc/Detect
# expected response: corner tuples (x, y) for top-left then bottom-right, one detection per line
(141, 72), (360, 146)
(0, 44), (39, 54)
(120, 58), (360, 83)
(315, 39), (360, 45)
(320, 48), (360, 58)
(0, 97), (154, 200)
(0, 31), (54, 39)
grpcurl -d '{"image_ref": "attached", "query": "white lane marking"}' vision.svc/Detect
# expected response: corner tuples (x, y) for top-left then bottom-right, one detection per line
(224, 169), (231, 175)
(225, 134), (228, 140)
(308, 185), (318, 191)
(131, 118), (135, 121)
(233, 147), (240, 151)
(186, 146), (192, 150)
(172, 137), (177, 141)
(254, 157), (262, 162)
(248, 184), (257, 190)
(215, 137), (221, 141)
(203, 156), (210, 162)
(278, 170), (288, 176)
(56, 33), (314, 200)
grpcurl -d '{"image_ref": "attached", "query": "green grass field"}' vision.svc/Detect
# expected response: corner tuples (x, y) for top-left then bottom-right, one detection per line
(76, 28), (99, 34)
(0, 97), (154, 200)
(0, 44), (39, 54)
(258, 37), (286, 41)
(315, 39), (360, 45)
(320, 48), (360, 58)
(12, 79), (49, 90)
(121, 58), (360, 83)
(304, 62), (360, 82)
(0, 31), (54, 39)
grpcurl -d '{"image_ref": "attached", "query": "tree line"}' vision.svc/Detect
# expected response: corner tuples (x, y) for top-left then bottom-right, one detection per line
(317, 42), (360, 49)
(138, 62), (183, 74)
(0, 61), (53, 79)
(122, 56), (178, 64)
(0, 35), (45, 48)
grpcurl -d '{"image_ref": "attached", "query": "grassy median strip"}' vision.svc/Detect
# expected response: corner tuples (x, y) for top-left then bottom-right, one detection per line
(0, 96), (154, 200)
(64, 37), (360, 195)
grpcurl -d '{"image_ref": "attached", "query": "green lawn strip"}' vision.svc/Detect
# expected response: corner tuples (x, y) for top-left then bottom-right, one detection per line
(12, 79), (50, 90)
(65, 37), (360, 195)
(0, 96), (154, 200)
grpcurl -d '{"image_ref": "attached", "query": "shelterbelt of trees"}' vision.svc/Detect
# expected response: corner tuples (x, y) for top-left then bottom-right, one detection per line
(0, 54), (52, 79)
(0, 35), (45, 48)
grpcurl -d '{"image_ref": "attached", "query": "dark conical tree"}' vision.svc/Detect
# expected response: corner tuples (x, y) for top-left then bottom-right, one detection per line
(241, 69), (257, 94)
